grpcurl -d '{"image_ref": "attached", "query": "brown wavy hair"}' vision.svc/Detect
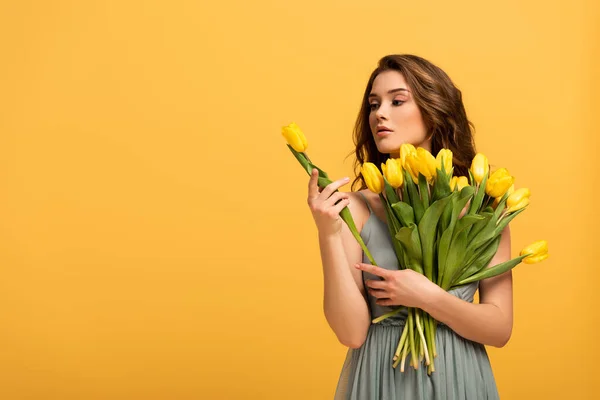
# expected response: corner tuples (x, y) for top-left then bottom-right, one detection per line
(346, 54), (480, 192)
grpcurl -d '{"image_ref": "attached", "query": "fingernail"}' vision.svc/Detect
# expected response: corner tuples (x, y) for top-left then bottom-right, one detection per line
(354, 264), (360, 268)
(344, 177), (350, 181)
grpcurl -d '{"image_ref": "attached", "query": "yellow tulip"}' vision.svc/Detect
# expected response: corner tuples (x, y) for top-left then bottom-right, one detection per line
(493, 184), (514, 208)
(417, 147), (437, 183)
(470, 153), (489, 184)
(381, 158), (404, 189)
(436, 149), (453, 174)
(520, 240), (549, 264)
(404, 153), (420, 185)
(450, 176), (469, 191)
(450, 176), (458, 191)
(361, 162), (385, 194)
(485, 168), (515, 198)
(456, 176), (469, 191)
(399, 143), (417, 168)
(281, 122), (308, 153)
(506, 188), (531, 213)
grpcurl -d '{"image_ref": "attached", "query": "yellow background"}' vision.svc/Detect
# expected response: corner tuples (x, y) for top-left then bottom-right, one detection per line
(0, 1), (598, 399)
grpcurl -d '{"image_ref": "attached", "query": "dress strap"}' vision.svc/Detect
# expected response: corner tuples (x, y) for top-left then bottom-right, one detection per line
(357, 191), (373, 213)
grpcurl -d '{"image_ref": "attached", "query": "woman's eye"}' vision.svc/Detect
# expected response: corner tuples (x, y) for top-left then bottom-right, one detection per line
(393, 100), (405, 106)
(369, 103), (378, 110)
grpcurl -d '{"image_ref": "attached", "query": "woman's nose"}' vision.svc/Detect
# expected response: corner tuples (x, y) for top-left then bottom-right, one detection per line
(376, 106), (388, 120)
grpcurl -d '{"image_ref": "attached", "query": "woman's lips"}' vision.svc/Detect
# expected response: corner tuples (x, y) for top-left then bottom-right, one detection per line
(376, 130), (392, 137)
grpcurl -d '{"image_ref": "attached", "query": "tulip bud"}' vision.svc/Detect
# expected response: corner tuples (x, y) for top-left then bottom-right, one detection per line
(417, 147), (437, 183)
(520, 240), (549, 264)
(381, 158), (403, 189)
(485, 168), (515, 198)
(404, 153), (420, 185)
(436, 149), (453, 174)
(506, 188), (531, 213)
(456, 176), (469, 191)
(281, 122), (308, 153)
(450, 176), (458, 191)
(450, 176), (469, 191)
(493, 184), (515, 209)
(361, 162), (385, 194)
(470, 153), (489, 184)
(399, 143), (417, 168)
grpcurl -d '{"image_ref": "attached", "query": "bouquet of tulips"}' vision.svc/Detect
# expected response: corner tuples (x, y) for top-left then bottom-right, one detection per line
(281, 122), (549, 375)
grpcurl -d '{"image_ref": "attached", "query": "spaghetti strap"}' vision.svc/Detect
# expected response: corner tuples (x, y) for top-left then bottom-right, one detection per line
(357, 191), (373, 213)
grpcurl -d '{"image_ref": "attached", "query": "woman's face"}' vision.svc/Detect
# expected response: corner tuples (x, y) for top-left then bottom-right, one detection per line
(368, 70), (431, 158)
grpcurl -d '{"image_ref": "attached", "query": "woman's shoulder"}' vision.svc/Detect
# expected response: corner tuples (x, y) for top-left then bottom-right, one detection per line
(346, 190), (371, 232)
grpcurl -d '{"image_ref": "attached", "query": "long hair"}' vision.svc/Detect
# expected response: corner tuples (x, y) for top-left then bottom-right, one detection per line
(347, 54), (478, 192)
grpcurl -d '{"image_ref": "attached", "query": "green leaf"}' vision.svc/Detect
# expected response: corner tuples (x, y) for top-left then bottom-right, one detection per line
(418, 173), (430, 209)
(468, 169), (475, 186)
(494, 207), (526, 235)
(391, 201), (415, 226)
(383, 176), (400, 204)
(435, 191), (461, 286)
(454, 214), (485, 236)
(404, 169), (424, 224)
(454, 235), (502, 284)
(467, 211), (494, 243)
(452, 254), (528, 287)
(441, 229), (469, 290)
(431, 167), (452, 203)
(418, 194), (454, 280)
(395, 223), (423, 267)
(468, 173), (488, 215)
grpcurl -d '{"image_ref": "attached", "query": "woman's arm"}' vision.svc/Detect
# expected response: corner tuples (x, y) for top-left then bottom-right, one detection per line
(358, 224), (513, 348)
(321, 192), (371, 349)
(420, 225), (514, 348)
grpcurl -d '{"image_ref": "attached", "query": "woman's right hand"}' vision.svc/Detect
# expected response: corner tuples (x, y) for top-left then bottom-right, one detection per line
(307, 168), (351, 237)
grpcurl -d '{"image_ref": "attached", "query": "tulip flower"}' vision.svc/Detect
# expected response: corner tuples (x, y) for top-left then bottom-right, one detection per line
(450, 176), (469, 191)
(470, 153), (489, 185)
(417, 147), (437, 183)
(361, 162), (385, 194)
(400, 143), (417, 166)
(485, 168), (515, 198)
(281, 122), (308, 153)
(520, 240), (549, 264)
(436, 149), (453, 174)
(506, 188), (531, 213)
(403, 152), (421, 185)
(492, 184), (514, 209)
(381, 158), (404, 189)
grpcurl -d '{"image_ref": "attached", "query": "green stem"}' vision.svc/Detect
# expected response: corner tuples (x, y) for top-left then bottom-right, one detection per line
(393, 320), (410, 364)
(408, 308), (417, 369)
(372, 306), (405, 324)
(415, 309), (430, 366)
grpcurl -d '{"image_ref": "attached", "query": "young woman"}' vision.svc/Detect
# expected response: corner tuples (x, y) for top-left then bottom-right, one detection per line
(306, 54), (512, 399)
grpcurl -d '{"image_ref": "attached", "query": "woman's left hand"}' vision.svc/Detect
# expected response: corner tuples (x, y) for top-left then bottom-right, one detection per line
(355, 263), (439, 308)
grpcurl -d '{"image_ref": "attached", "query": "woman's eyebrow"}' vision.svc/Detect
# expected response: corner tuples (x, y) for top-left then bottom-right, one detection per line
(368, 88), (409, 98)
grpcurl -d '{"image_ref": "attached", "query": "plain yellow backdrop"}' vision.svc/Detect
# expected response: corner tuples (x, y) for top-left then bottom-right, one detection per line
(0, 1), (598, 399)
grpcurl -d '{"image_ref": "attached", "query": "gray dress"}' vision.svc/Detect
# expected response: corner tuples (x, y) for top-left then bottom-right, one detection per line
(334, 192), (500, 400)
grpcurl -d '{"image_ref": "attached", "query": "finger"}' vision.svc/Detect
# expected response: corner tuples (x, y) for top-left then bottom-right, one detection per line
(332, 197), (350, 214)
(367, 287), (386, 299)
(324, 191), (349, 208)
(354, 263), (389, 279)
(319, 176), (350, 200)
(307, 168), (319, 199)
(376, 299), (391, 306)
(365, 279), (386, 289)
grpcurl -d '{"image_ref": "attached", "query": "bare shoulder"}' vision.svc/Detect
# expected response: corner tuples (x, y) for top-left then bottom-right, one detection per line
(344, 190), (371, 233)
